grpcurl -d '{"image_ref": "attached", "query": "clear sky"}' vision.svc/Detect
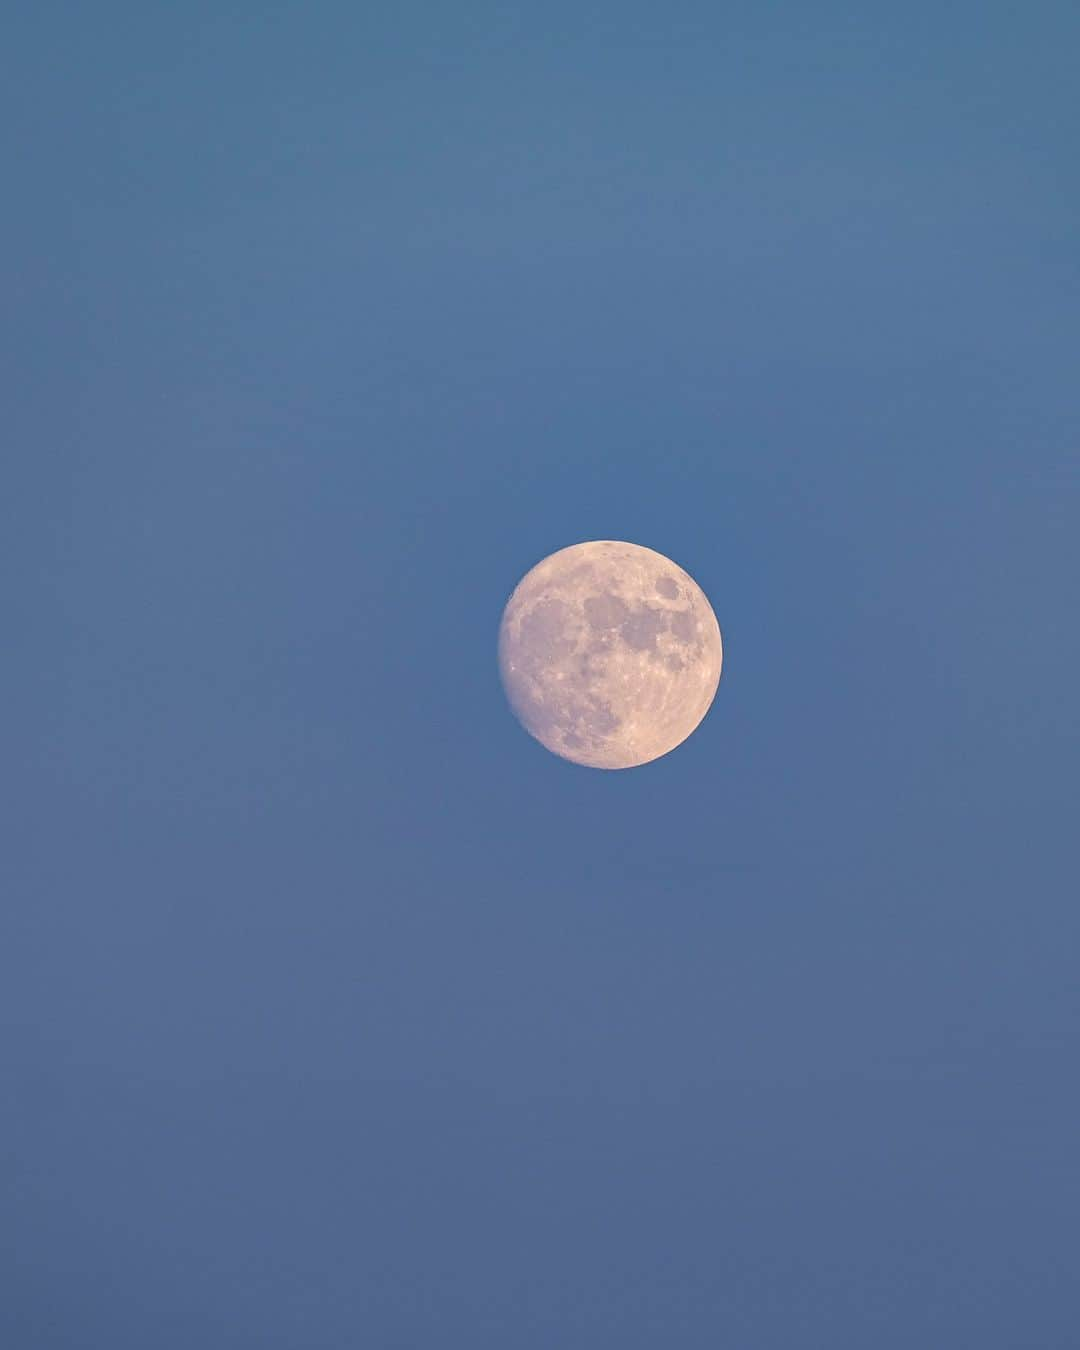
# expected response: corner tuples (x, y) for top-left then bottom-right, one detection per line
(5, 3), (1078, 1345)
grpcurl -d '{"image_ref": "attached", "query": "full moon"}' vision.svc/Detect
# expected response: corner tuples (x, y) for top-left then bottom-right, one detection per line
(498, 540), (723, 769)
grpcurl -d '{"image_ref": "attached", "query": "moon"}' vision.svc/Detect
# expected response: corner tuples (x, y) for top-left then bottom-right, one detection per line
(498, 540), (722, 769)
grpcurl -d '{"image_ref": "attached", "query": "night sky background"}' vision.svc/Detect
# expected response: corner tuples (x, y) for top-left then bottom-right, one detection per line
(5, 3), (1079, 1345)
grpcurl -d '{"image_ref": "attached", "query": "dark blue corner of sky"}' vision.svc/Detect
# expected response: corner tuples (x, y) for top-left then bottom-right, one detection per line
(4, 2), (1079, 1346)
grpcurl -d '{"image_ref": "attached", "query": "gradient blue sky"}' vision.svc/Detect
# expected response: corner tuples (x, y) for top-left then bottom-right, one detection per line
(5, 3), (1079, 1345)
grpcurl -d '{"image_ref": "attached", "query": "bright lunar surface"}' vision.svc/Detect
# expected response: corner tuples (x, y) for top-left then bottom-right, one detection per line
(498, 540), (723, 769)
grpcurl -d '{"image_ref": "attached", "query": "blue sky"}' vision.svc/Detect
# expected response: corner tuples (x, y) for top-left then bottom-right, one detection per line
(5, 3), (1079, 1345)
